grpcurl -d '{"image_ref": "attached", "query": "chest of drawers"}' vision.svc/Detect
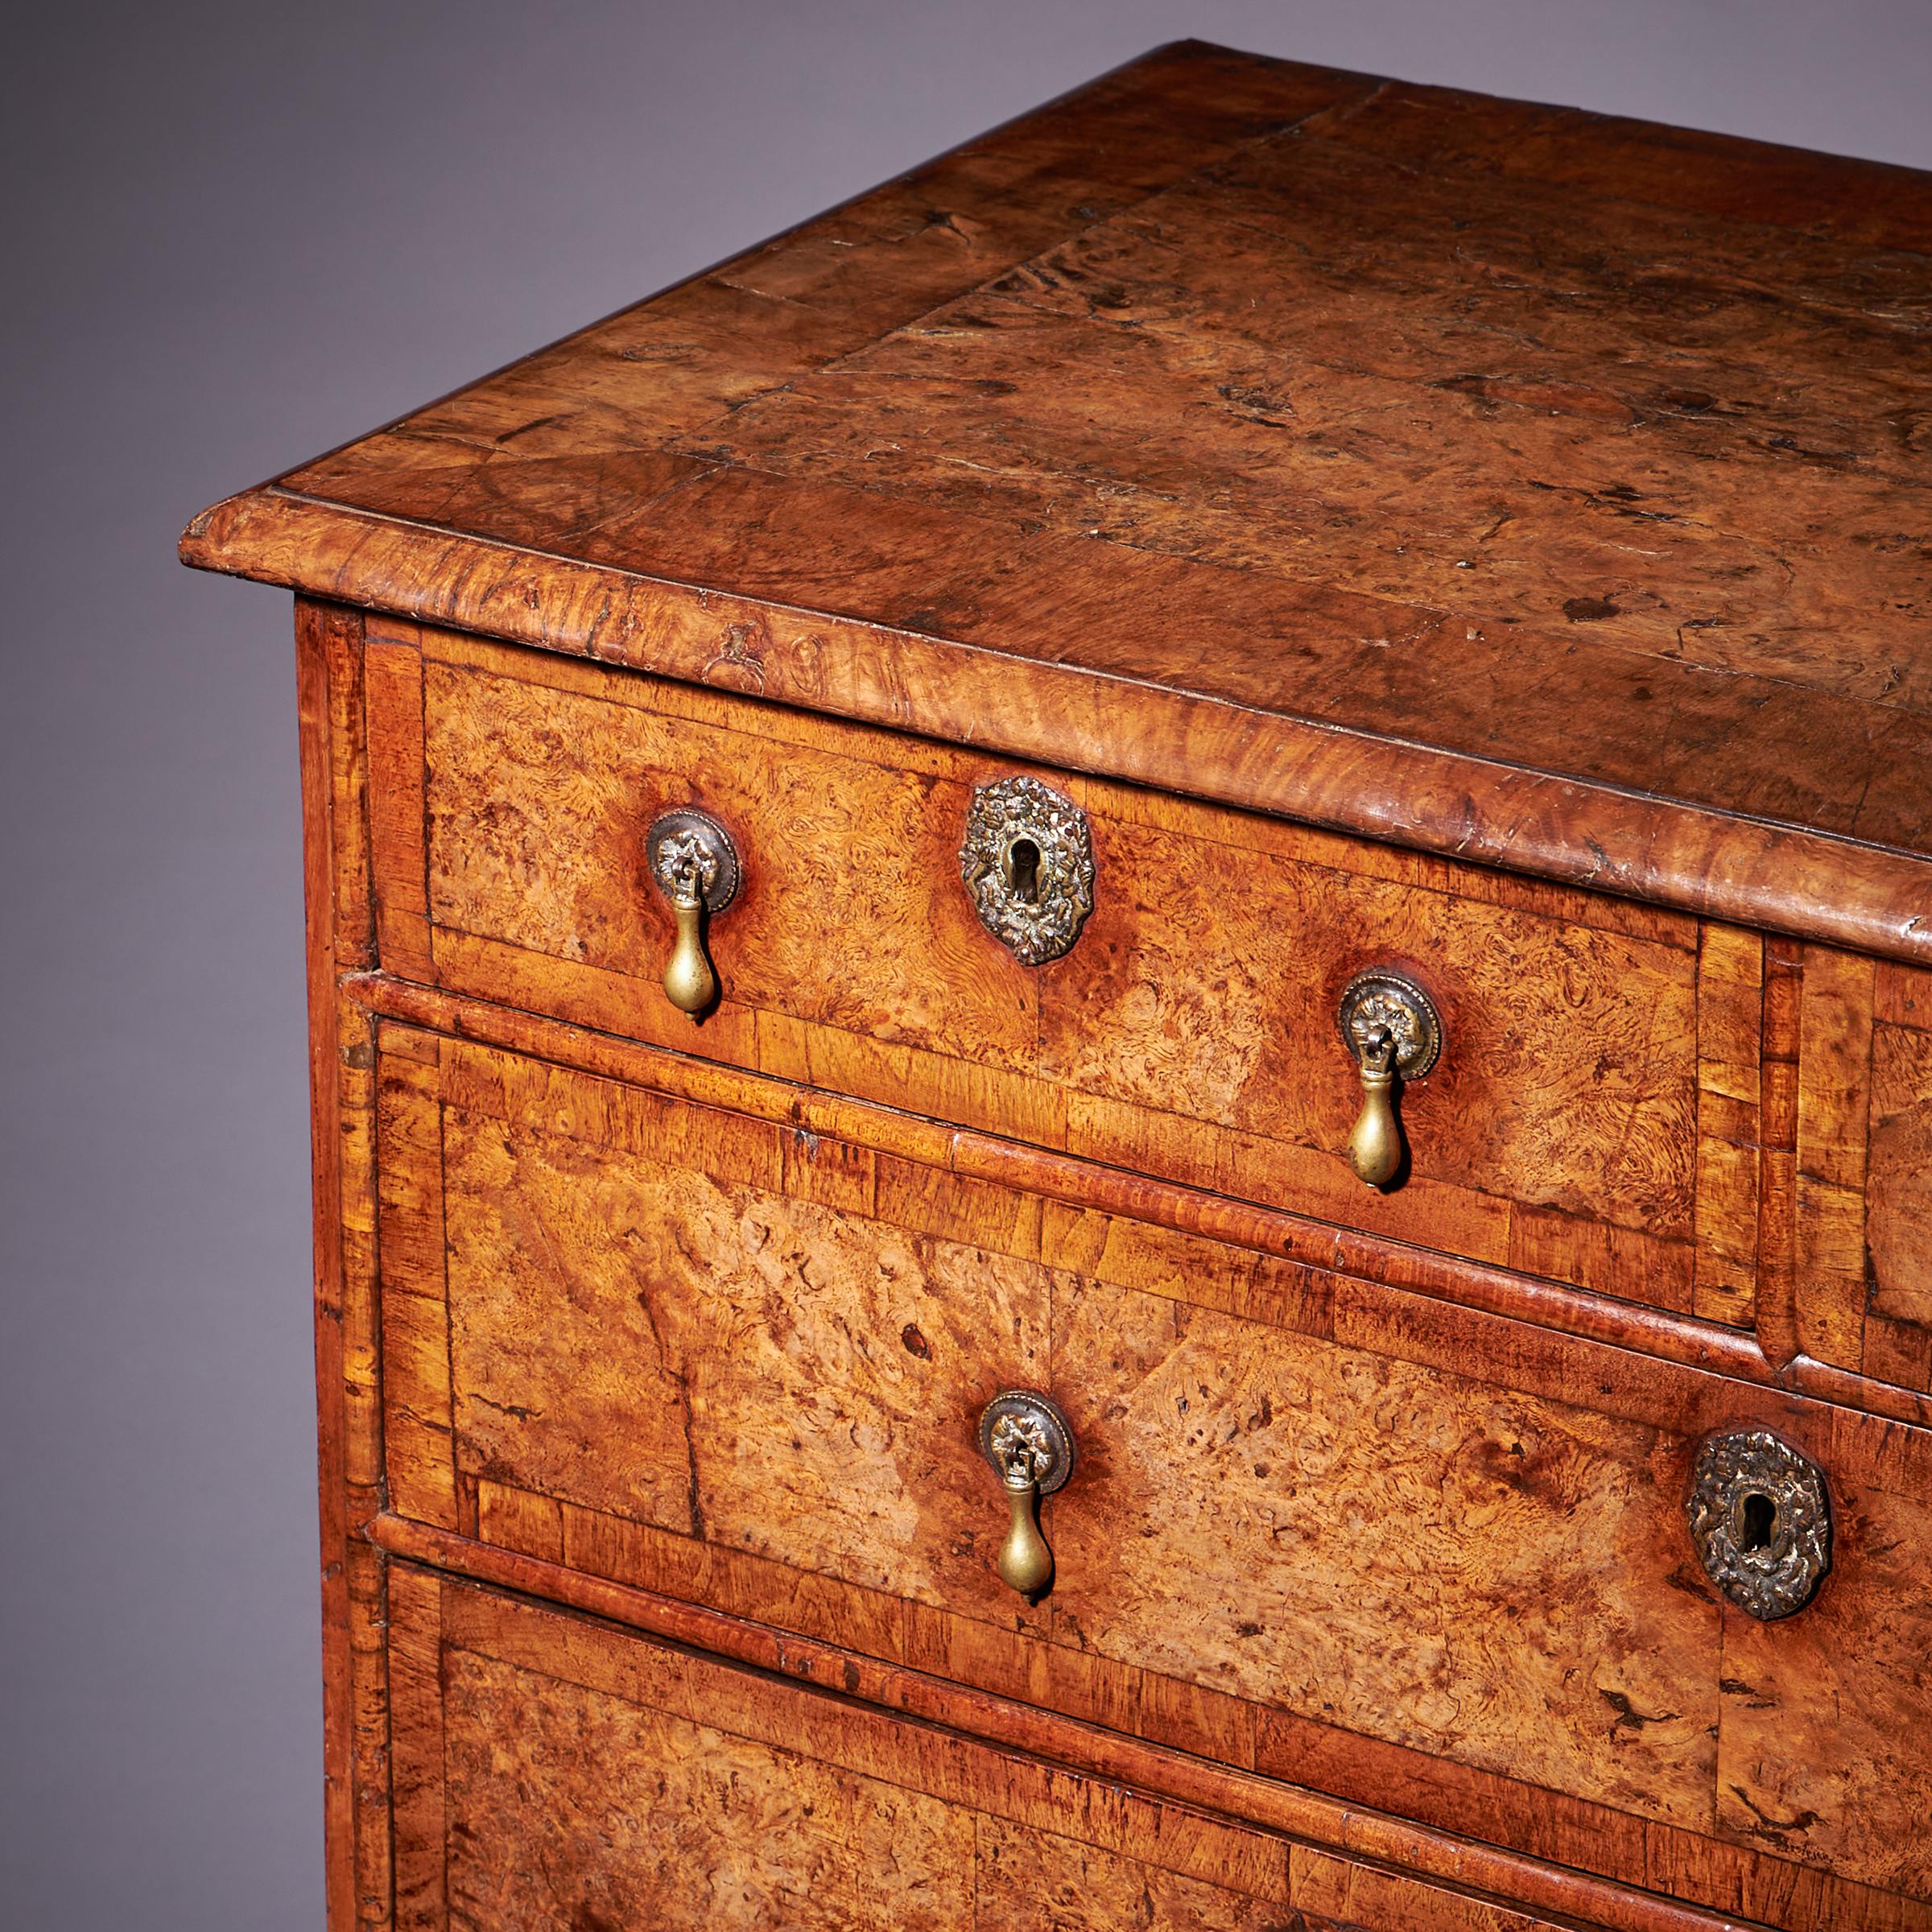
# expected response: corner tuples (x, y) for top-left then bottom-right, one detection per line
(184, 39), (1932, 1932)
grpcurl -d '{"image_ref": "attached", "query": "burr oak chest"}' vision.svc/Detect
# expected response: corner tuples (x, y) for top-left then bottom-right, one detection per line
(182, 39), (1932, 1932)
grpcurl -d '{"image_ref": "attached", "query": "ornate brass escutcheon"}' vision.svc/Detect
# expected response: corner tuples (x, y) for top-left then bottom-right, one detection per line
(645, 807), (741, 1016)
(1686, 1428), (1831, 1620)
(1336, 968), (1442, 1190)
(959, 775), (1095, 965)
(977, 1389), (1074, 1600)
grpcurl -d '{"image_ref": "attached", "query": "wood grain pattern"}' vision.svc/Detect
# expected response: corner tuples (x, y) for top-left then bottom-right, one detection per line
(1754, 940), (1805, 1373)
(1045, 1274), (1717, 1826)
(372, 1022), (1932, 1917)
(1693, 927), (1762, 1330)
(415, 1044), (1053, 1621)
(419, 651), (1035, 1075)
(1790, 947), (1932, 1393)
(443, 1651), (978, 1930)
(1864, 1016), (1932, 1388)
(1296, 74), (1932, 250)
(1046, 805), (1698, 1290)
(1717, 1476), (1932, 1901)
(391, 621), (1932, 1381)
(374, 1046), (456, 1530)
(400, 627), (1707, 1314)
(445, 1111), (1049, 1616)
(695, 138), (1932, 706)
(386, 1565), (444, 1932)
(183, 43), (1932, 964)
(1286, 1847), (1600, 1932)
(362, 638), (433, 980)
(458, 1422), (1926, 1913)
(975, 1817), (1291, 1931)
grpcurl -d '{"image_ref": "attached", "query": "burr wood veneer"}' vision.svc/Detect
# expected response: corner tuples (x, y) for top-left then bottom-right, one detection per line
(184, 39), (1932, 1932)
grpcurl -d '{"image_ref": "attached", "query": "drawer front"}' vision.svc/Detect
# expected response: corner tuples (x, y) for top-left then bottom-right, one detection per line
(387, 1567), (1585, 1932)
(374, 1025), (1932, 1929)
(365, 618), (1734, 1319)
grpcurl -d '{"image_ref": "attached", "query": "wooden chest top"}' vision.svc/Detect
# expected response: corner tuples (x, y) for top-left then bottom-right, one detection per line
(182, 39), (1932, 960)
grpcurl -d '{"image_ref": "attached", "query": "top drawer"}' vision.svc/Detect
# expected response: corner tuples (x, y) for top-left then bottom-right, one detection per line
(362, 617), (1729, 1318)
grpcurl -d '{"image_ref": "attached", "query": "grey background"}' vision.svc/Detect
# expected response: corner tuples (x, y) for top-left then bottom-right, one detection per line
(3, 2), (1927, 1922)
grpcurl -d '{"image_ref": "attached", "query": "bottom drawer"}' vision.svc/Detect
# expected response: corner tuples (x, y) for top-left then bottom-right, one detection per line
(386, 1566), (1581, 1932)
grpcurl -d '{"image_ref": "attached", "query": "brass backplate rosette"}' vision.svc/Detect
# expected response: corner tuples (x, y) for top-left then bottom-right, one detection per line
(645, 807), (741, 914)
(1337, 968), (1442, 1080)
(977, 1390), (1075, 1496)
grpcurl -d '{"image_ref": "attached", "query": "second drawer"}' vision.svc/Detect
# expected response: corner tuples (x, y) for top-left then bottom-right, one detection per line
(372, 1022), (1932, 1930)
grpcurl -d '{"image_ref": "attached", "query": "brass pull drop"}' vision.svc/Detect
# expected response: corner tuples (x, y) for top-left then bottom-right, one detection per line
(977, 1390), (1073, 1601)
(1349, 1026), (1402, 1188)
(645, 807), (741, 1017)
(664, 893), (713, 1014)
(1337, 969), (1443, 1191)
(999, 1468), (1054, 1598)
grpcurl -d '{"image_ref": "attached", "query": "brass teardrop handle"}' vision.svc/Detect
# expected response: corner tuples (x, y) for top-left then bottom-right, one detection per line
(646, 807), (741, 1017)
(1350, 1026), (1402, 1186)
(977, 1390), (1073, 1600)
(1337, 969), (1443, 1190)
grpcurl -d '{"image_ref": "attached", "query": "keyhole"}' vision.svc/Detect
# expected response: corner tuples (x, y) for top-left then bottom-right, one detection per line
(1739, 1490), (1777, 1552)
(1005, 837), (1042, 903)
